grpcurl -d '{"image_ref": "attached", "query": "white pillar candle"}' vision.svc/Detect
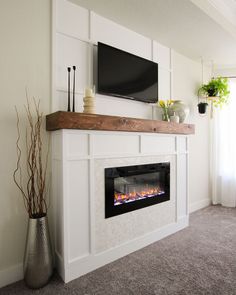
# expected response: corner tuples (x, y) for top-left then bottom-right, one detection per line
(83, 87), (95, 114)
(85, 88), (93, 97)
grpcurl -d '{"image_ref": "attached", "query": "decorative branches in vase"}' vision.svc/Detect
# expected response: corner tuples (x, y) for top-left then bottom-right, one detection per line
(13, 98), (53, 289)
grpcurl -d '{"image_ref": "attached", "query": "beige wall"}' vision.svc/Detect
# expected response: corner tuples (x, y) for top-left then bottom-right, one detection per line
(0, 0), (51, 284)
(172, 51), (211, 212)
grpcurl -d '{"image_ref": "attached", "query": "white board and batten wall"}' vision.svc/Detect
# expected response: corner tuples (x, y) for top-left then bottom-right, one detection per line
(52, 0), (210, 283)
(53, 0), (171, 118)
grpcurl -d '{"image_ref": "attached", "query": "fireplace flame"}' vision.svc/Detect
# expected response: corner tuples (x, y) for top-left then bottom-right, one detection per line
(114, 186), (165, 206)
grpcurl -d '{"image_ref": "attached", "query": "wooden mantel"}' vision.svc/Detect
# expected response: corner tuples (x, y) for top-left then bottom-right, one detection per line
(46, 111), (195, 135)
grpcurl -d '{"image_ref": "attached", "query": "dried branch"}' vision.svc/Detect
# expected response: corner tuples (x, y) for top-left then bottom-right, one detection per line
(13, 107), (29, 213)
(13, 98), (49, 218)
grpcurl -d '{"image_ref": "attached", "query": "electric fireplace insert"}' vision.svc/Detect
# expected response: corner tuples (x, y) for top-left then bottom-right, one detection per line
(105, 162), (170, 218)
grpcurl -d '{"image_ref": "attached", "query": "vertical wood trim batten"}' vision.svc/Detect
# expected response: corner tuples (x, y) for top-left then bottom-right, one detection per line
(62, 130), (69, 269)
(151, 40), (154, 61)
(88, 10), (91, 41)
(186, 137), (190, 215)
(139, 135), (142, 154)
(89, 134), (95, 254)
(170, 48), (173, 99)
(175, 151), (178, 223)
(51, 0), (57, 111)
(88, 10), (92, 87)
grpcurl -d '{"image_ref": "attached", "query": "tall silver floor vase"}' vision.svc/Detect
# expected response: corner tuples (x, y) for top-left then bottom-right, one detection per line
(24, 215), (53, 289)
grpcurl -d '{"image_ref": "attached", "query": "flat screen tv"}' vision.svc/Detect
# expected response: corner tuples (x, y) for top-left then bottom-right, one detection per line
(97, 42), (158, 103)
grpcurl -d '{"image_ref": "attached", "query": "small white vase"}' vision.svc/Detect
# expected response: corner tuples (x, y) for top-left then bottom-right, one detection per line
(170, 112), (179, 123)
(168, 100), (189, 123)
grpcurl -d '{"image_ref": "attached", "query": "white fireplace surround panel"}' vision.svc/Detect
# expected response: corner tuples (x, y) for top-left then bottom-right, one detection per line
(52, 0), (189, 284)
(52, 130), (189, 282)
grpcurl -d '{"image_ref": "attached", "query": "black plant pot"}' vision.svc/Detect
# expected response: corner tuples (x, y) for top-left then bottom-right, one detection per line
(207, 90), (218, 97)
(198, 102), (208, 114)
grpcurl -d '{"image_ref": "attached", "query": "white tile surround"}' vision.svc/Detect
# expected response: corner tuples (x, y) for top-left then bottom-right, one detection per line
(52, 130), (189, 282)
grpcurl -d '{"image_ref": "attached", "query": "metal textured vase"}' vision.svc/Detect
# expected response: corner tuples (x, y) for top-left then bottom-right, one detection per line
(24, 216), (53, 289)
(168, 100), (190, 123)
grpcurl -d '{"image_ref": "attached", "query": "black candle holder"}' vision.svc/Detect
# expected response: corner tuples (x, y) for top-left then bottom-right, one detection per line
(72, 66), (76, 112)
(67, 67), (71, 112)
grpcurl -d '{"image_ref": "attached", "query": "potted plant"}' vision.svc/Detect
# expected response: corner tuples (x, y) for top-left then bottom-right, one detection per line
(198, 77), (230, 108)
(13, 98), (53, 289)
(158, 99), (173, 121)
(198, 102), (208, 114)
(197, 100), (208, 115)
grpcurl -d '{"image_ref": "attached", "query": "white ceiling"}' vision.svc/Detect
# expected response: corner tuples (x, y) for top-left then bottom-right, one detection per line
(71, 0), (236, 68)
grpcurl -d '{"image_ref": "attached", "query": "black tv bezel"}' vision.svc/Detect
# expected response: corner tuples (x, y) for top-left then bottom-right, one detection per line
(97, 42), (158, 104)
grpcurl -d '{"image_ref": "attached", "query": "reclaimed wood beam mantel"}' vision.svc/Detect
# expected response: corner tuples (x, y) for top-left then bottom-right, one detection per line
(46, 111), (195, 135)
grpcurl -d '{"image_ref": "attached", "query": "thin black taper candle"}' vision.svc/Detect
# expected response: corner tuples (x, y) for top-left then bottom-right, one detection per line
(67, 67), (71, 112)
(72, 66), (76, 112)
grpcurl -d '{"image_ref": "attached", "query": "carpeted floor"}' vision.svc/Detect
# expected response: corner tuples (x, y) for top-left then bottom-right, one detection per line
(1, 205), (236, 295)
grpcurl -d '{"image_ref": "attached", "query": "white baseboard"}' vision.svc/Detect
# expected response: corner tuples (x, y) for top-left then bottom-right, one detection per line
(64, 216), (189, 283)
(0, 263), (23, 288)
(189, 198), (211, 213)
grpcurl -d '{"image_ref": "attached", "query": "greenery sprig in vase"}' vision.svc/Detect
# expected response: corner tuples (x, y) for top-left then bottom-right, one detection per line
(158, 99), (173, 121)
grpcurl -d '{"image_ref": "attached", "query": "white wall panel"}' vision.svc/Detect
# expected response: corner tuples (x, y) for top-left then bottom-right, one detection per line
(153, 41), (171, 69)
(90, 12), (152, 60)
(159, 68), (171, 100)
(141, 135), (175, 154)
(67, 160), (90, 261)
(56, 0), (89, 40)
(177, 137), (187, 153)
(52, 133), (62, 160)
(177, 154), (187, 217)
(55, 91), (84, 112)
(95, 94), (153, 119)
(56, 33), (89, 92)
(172, 50), (210, 210)
(93, 134), (140, 156)
(66, 133), (89, 157)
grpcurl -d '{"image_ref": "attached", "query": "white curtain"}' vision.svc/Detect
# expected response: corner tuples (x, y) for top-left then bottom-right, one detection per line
(211, 79), (236, 207)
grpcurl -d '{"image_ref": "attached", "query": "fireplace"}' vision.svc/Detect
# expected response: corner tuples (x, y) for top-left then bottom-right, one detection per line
(105, 162), (170, 218)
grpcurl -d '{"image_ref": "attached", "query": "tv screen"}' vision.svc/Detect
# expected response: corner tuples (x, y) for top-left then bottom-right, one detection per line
(97, 42), (158, 103)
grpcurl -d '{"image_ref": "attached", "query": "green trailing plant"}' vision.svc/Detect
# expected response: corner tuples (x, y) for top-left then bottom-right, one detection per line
(198, 77), (230, 108)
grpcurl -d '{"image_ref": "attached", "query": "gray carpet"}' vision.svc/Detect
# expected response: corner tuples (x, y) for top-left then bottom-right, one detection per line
(1, 205), (236, 295)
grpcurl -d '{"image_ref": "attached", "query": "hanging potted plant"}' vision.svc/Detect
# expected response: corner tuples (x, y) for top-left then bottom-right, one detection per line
(198, 77), (230, 117)
(197, 98), (208, 115)
(13, 98), (53, 289)
(197, 102), (208, 114)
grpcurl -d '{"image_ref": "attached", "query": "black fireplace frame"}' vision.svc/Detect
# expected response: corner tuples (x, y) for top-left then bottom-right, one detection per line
(105, 162), (170, 218)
